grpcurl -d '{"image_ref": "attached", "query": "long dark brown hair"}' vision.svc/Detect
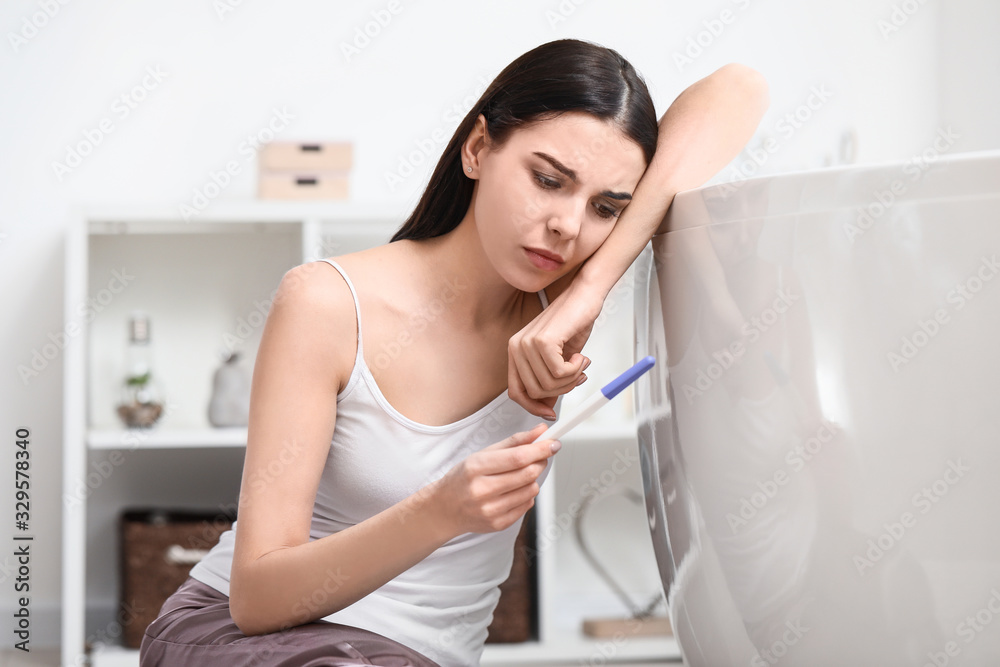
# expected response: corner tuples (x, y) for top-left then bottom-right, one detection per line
(389, 39), (658, 243)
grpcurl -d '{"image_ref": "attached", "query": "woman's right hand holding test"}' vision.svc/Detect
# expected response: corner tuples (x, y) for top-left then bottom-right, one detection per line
(430, 424), (559, 536)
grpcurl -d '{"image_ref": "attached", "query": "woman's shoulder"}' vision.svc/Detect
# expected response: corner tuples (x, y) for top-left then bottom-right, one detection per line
(282, 251), (364, 305)
(272, 251), (387, 394)
(297, 243), (395, 295)
(319, 244), (407, 305)
(319, 243), (398, 280)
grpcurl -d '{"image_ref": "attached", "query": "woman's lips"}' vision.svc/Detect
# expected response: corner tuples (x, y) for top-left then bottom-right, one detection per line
(524, 248), (564, 271)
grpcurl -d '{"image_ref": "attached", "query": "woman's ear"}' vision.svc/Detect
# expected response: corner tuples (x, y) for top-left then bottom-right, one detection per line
(461, 114), (490, 177)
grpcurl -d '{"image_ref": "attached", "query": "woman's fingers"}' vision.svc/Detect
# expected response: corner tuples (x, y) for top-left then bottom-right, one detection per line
(507, 334), (553, 417)
(532, 328), (589, 390)
(507, 355), (554, 419)
(508, 338), (579, 419)
(480, 427), (559, 476)
(511, 331), (581, 396)
(507, 282), (604, 418)
(489, 460), (550, 494)
(508, 309), (587, 390)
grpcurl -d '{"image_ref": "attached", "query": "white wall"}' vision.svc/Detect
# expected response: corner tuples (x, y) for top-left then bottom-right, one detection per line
(1, 0), (996, 647)
(939, 0), (1000, 155)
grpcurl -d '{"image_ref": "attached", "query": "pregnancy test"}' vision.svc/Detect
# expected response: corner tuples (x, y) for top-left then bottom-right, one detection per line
(532, 355), (656, 443)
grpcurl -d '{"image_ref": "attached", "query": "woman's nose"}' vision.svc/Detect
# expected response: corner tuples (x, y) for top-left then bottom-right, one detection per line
(545, 198), (585, 239)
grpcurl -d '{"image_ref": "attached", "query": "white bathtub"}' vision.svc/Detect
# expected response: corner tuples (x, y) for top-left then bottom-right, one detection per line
(632, 150), (1000, 666)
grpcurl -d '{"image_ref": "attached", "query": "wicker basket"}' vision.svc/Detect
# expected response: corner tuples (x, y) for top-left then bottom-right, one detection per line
(118, 507), (236, 649)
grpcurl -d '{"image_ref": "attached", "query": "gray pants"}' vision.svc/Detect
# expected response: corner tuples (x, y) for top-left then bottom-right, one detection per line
(139, 576), (441, 666)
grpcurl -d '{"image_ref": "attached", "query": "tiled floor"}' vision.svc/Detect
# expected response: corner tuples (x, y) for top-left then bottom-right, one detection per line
(0, 649), (679, 667)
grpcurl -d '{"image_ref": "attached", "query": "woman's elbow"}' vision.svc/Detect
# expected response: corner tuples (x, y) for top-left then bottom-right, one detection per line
(230, 578), (343, 637)
(717, 63), (770, 114)
(229, 577), (272, 636)
(229, 593), (262, 637)
(231, 614), (257, 637)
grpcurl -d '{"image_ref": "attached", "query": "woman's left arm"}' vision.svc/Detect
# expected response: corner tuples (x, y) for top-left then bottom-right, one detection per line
(508, 63), (771, 419)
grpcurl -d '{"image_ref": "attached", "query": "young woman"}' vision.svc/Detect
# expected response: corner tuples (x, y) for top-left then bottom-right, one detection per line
(139, 39), (768, 667)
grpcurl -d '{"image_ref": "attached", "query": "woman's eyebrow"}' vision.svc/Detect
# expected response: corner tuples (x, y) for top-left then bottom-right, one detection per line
(532, 151), (632, 201)
(533, 151), (578, 181)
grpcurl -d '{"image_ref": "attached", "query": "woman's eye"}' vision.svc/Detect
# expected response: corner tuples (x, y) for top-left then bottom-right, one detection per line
(533, 172), (559, 189)
(594, 203), (620, 219)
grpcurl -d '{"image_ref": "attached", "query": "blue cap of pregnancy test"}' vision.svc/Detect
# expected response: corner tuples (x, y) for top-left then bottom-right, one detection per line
(600, 355), (656, 400)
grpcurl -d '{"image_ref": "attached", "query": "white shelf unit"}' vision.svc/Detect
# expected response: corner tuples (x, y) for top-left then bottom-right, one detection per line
(62, 201), (679, 667)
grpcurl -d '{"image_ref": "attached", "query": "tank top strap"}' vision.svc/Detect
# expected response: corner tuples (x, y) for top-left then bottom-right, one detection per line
(316, 259), (364, 360)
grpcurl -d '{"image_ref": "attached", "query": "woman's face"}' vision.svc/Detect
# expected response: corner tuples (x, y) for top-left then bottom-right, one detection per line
(468, 111), (648, 292)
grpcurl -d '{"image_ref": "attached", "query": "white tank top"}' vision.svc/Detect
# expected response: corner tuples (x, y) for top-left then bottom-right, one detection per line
(190, 258), (561, 666)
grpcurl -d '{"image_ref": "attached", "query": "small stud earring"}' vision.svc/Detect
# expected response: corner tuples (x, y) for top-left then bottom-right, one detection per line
(467, 166), (472, 173)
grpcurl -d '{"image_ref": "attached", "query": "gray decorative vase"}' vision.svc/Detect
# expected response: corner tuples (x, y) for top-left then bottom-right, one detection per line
(208, 350), (251, 427)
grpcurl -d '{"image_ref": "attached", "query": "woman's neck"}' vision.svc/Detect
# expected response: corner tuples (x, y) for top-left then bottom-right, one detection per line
(396, 215), (535, 333)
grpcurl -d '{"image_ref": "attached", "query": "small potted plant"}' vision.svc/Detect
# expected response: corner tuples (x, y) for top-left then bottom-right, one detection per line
(116, 312), (164, 428)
